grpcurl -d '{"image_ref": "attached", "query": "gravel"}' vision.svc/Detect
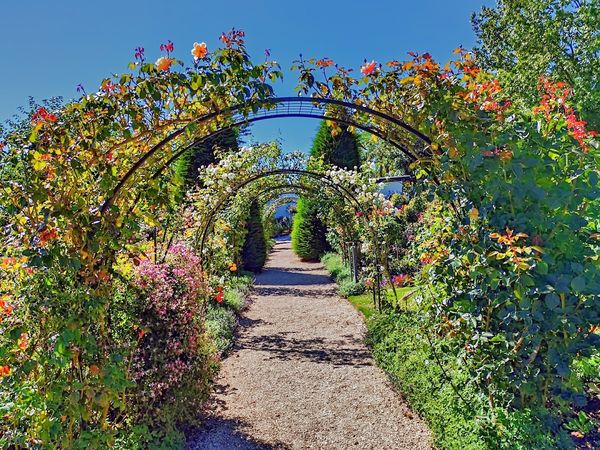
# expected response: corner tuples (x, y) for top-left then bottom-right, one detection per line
(187, 238), (432, 450)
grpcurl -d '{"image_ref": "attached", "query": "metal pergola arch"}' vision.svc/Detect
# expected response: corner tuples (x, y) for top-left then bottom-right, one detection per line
(195, 168), (387, 309)
(100, 96), (430, 215)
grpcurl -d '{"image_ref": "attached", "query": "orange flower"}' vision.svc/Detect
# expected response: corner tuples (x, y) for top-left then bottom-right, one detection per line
(228, 262), (237, 272)
(191, 42), (208, 60)
(39, 227), (58, 246)
(360, 60), (377, 76)
(89, 364), (100, 376)
(155, 57), (172, 72)
(17, 333), (28, 351)
(316, 58), (334, 69)
(0, 365), (11, 377)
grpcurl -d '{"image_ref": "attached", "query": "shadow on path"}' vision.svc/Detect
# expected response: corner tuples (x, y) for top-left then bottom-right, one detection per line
(186, 417), (289, 450)
(255, 269), (330, 286)
(237, 333), (372, 367)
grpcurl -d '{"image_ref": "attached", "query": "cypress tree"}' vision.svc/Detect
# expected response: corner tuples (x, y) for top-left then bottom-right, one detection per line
(310, 121), (360, 169)
(292, 121), (360, 260)
(241, 200), (268, 272)
(172, 128), (240, 205)
(291, 197), (329, 261)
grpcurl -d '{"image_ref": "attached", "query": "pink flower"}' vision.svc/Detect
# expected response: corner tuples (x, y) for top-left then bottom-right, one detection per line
(361, 60), (377, 76)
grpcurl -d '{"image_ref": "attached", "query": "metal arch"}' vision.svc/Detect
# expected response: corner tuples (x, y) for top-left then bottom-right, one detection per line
(195, 168), (386, 309)
(100, 96), (430, 215)
(197, 169), (368, 259)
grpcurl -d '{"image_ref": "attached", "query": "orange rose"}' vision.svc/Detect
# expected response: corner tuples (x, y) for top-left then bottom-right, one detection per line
(191, 42), (207, 60)
(155, 57), (172, 72)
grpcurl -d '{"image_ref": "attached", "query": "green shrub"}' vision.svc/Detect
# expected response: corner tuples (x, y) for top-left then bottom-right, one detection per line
(207, 273), (254, 354)
(291, 197), (330, 261)
(366, 312), (572, 450)
(321, 252), (345, 279)
(241, 200), (268, 272)
(206, 305), (237, 355)
(338, 278), (365, 297)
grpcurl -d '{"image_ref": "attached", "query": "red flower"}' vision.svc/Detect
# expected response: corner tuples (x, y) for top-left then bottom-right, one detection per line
(160, 40), (174, 53)
(392, 274), (411, 287)
(31, 107), (57, 125)
(360, 60), (377, 76)
(215, 292), (224, 304)
(39, 227), (58, 246)
(316, 58), (335, 69)
(17, 333), (28, 351)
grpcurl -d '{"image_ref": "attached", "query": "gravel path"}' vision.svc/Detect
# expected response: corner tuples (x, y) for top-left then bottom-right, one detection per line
(188, 238), (432, 450)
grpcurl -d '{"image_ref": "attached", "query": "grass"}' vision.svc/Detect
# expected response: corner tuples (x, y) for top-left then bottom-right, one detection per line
(347, 288), (414, 318)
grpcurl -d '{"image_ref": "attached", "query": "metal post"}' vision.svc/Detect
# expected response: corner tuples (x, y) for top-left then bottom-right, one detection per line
(350, 244), (359, 283)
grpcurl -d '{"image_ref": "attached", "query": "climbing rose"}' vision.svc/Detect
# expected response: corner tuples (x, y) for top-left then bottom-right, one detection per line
(191, 42), (207, 60)
(361, 60), (377, 76)
(159, 40), (174, 53)
(316, 58), (334, 68)
(31, 107), (57, 124)
(155, 57), (172, 72)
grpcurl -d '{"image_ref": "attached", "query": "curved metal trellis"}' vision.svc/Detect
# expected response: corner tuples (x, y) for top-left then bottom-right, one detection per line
(195, 168), (386, 309)
(100, 96), (430, 215)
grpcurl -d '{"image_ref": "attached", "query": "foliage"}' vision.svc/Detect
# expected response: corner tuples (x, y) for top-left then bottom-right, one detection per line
(472, 0), (600, 129)
(367, 311), (572, 450)
(321, 253), (365, 297)
(241, 200), (268, 272)
(291, 197), (330, 261)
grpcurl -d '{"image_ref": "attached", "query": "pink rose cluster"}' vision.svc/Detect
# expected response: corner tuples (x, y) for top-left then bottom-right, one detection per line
(131, 241), (207, 400)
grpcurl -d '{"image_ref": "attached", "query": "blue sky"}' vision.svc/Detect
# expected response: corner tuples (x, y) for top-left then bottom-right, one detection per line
(0, 0), (492, 151)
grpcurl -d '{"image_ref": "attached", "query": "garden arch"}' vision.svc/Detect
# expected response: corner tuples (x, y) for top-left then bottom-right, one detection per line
(192, 168), (389, 309)
(100, 96), (430, 216)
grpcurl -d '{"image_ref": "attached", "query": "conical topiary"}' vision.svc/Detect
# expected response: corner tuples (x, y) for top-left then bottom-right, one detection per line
(291, 197), (330, 261)
(241, 200), (268, 272)
(292, 121), (360, 259)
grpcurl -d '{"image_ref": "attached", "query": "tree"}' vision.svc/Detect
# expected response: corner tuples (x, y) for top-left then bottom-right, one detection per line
(291, 197), (329, 261)
(241, 200), (268, 272)
(310, 121), (360, 169)
(472, 0), (599, 129)
(292, 121), (361, 260)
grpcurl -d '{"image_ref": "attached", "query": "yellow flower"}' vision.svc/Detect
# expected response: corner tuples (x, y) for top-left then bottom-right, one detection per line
(468, 208), (479, 222)
(228, 262), (237, 272)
